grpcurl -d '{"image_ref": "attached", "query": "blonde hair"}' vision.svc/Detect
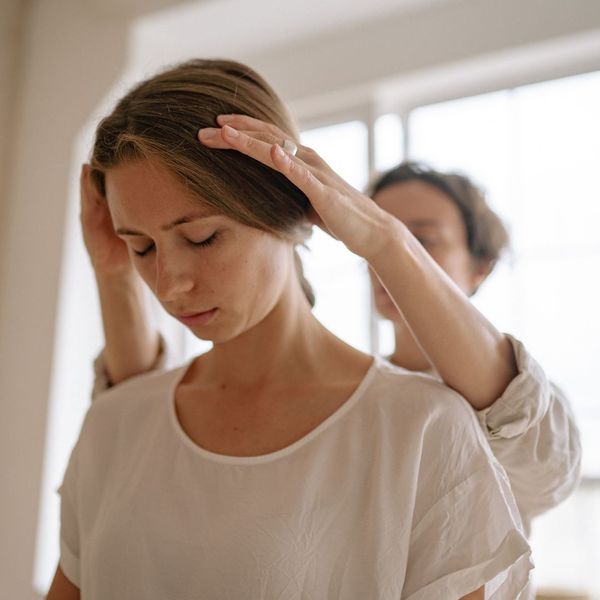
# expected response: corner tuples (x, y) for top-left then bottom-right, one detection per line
(91, 58), (315, 306)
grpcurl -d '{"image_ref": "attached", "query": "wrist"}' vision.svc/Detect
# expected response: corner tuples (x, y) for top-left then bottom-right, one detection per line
(364, 217), (410, 267)
(95, 267), (139, 289)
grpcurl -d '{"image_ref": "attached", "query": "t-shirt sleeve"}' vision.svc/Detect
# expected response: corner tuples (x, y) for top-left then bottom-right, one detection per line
(56, 442), (81, 588)
(401, 390), (533, 599)
(475, 335), (581, 525)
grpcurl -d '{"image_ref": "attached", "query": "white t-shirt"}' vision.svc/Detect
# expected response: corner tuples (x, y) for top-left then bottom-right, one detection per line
(59, 355), (533, 599)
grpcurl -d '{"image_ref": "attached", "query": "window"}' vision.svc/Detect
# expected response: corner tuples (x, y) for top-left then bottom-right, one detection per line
(405, 70), (600, 594)
(408, 72), (600, 479)
(374, 113), (404, 173)
(299, 120), (372, 353)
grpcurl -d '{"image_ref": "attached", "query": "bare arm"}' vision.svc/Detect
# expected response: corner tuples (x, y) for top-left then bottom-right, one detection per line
(46, 566), (80, 600)
(80, 164), (161, 387)
(369, 221), (517, 410)
(195, 115), (517, 412)
(95, 272), (160, 386)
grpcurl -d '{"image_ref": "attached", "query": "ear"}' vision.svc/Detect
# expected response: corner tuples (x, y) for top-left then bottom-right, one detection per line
(468, 259), (494, 297)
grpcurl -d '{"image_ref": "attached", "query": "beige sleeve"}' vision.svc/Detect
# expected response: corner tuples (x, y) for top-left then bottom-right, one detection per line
(475, 334), (582, 527)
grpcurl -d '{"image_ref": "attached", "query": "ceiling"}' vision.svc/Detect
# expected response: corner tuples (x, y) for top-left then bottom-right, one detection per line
(128, 0), (456, 66)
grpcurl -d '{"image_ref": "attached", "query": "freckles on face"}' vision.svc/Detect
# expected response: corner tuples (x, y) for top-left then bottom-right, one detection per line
(104, 157), (294, 342)
(373, 180), (477, 295)
(105, 157), (221, 291)
(211, 226), (292, 340)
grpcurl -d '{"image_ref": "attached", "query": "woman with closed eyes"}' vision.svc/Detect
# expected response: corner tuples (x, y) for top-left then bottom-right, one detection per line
(47, 58), (538, 600)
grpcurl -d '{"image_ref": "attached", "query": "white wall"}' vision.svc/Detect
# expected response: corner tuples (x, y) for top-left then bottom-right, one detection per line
(0, 0), (184, 596)
(0, 0), (27, 288)
(244, 0), (600, 119)
(1, 0), (599, 597)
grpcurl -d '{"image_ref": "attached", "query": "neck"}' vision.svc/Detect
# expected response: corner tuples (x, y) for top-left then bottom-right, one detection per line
(191, 277), (355, 390)
(388, 319), (433, 373)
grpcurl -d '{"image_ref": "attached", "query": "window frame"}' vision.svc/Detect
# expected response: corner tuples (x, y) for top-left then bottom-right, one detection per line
(296, 63), (600, 486)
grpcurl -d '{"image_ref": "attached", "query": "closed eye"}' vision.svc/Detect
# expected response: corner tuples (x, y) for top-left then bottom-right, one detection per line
(133, 232), (219, 258)
(134, 243), (155, 257)
(188, 231), (219, 248)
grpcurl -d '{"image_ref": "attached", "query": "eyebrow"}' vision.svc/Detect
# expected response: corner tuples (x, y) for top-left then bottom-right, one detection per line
(115, 214), (213, 236)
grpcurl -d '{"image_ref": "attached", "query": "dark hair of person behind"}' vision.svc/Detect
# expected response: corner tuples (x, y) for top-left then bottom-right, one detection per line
(370, 161), (510, 270)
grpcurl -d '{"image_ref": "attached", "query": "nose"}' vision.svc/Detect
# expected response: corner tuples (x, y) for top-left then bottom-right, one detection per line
(153, 253), (195, 303)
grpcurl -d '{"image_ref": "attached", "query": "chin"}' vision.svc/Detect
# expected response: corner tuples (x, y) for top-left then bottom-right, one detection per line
(374, 298), (401, 322)
(188, 309), (268, 345)
(178, 314), (232, 344)
(186, 321), (239, 344)
(377, 310), (401, 323)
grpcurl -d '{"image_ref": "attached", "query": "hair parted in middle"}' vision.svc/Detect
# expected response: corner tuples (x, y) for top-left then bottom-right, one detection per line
(90, 58), (315, 306)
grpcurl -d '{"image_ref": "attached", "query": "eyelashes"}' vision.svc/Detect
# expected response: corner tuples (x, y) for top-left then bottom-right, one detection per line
(133, 232), (219, 257)
(188, 231), (219, 249)
(133, 244), (154, 257)
(133, 245), (153, 257)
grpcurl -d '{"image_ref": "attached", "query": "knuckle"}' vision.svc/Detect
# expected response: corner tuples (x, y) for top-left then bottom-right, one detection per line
(258, 133), (277, 145)
(242, 133), (255, 150)
(299, 146), (322, 168)
(264, 122), (283, 138)
(296, 164), (314, 187)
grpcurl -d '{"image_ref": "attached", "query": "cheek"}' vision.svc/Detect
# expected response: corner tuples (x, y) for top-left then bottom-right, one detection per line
(432, 248), (474, 293)
(251, 242), (288, 294)
(373, 295), (399, 321)
(370, 275), (392, 303)
(368, 269), (400, 319)
(130, 255), (156, 287)
(218, 235), (289, 301)
(367, 268), (380, 289)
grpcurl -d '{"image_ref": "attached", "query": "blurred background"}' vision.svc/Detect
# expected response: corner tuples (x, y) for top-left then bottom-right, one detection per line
(1, 0), (599, 597)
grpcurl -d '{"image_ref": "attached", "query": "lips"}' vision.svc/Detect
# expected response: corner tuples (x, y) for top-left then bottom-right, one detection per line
(175, 308), (218, 326)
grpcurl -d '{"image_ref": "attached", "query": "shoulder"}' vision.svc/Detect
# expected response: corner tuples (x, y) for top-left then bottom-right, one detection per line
(67, 363), (191, 481)
(368, 357), (494, 466)
(91, 363), (186, 409)
(363, 358), (503, 514)
(369, 356), (478, 429)
(80, 363), (189, 439)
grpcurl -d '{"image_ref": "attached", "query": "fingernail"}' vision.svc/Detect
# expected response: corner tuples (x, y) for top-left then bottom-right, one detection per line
(198, 128), (217, 140)
(218, 114), (234, 123)
(223, 124), (239, 138)
(274, 145), (288, 161)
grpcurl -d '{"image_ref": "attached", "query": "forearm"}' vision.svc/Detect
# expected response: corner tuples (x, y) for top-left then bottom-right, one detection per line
(96, 271), (160, 386)
(369, 222), (517, 410)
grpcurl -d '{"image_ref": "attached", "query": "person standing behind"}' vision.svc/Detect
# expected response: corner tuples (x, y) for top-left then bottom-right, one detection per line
(85, 127), (582, 528)
(86, 129), (581, 596)
(84, 122), (582, 535)
(368, 161), (581, 536)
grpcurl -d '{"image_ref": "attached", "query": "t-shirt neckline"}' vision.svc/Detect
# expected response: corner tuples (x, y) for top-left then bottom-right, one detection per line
(167, 354), (381, 465)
